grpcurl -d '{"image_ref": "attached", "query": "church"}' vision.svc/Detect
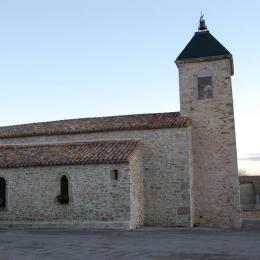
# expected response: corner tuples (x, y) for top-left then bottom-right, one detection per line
(0, 18), (241, 229)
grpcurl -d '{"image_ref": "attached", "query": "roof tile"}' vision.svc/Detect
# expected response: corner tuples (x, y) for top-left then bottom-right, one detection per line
(0, 140), (142, 168)
(0, 112), (190, 139)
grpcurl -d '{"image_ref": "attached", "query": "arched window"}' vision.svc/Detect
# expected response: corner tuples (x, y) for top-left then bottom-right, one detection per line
(0, 177), (6, 208)
(57, 175), (69, 204)
(197, 68), (213, 99)
(111, 169), (119, 180)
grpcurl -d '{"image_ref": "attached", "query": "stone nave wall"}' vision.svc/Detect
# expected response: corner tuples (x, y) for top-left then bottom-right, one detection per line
(0, 163), (136, 229)
(0, 127), (192, 227)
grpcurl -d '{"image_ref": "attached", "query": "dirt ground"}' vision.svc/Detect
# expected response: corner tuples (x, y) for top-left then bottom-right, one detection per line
(0, 227), (260, 260)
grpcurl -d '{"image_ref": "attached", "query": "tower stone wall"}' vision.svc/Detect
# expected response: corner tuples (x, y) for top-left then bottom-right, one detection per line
(176, 57), (241, 228)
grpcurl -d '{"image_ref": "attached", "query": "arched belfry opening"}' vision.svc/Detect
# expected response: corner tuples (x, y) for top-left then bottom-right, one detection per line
(197, 68), (213, 99)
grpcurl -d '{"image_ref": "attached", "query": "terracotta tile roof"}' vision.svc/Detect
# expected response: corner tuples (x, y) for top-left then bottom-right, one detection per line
(0, 140), (142, 168)
(0, 112), (190, 139)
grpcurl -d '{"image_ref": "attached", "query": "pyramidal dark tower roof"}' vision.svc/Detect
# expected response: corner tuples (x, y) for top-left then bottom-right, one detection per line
(176, 30), (231, 60)
(176, 30), (234, 74)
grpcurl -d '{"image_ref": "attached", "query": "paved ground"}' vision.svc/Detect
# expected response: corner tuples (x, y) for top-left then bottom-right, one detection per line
(0, 228), (260, 260)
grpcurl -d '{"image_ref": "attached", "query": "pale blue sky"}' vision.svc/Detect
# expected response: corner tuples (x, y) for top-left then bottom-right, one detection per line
(0, 1), (259, 173)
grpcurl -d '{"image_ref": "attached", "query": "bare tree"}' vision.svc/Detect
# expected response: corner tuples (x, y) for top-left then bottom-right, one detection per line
(239, 169), (249, 176)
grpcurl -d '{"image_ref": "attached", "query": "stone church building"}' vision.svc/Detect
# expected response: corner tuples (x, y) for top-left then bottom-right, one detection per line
(0, 19), (241, 229)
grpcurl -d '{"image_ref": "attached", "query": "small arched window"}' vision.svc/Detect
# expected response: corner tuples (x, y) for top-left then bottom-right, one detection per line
(111, 169), (119, 180)
(57, 175), (69, 204)
(197, 68), (213, 100)
(0, 177), (6, 208)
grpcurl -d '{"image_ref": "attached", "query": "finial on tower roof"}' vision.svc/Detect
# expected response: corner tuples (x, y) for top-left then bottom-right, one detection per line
(198, 13), (207, 31)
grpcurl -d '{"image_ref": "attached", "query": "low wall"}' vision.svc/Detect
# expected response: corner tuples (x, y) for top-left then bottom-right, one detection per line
(240, 176), (260, 218)
(240, 176), (260, 206)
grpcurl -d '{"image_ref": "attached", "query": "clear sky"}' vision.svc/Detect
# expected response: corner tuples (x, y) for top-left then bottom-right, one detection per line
(0, 1), (259, 174)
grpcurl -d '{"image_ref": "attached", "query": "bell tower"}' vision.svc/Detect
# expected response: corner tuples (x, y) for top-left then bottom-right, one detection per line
(176, 16), (241, 228)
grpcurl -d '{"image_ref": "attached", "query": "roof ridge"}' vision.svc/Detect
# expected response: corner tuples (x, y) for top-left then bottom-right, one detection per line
(0, 139), (141, 149)
(0, 112), (181, 128)
(0, 112), (191, 139)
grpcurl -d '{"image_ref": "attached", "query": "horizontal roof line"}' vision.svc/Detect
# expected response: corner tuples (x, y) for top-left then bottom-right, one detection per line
(0, 140), (142, 168)
(0, 112), (191, 139)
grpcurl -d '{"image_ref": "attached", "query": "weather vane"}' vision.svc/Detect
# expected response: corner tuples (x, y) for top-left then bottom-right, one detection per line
(198, 13), (207, 31)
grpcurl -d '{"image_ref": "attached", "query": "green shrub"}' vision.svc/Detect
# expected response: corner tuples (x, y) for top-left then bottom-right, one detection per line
(57, 194), (69, 204)
(0, 198), (5, 207)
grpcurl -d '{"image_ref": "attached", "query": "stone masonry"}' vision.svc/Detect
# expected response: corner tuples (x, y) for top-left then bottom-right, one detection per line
(0, 127), (192, 227)
(0, 154), (143, 229)
(176, 57), (241, 228)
